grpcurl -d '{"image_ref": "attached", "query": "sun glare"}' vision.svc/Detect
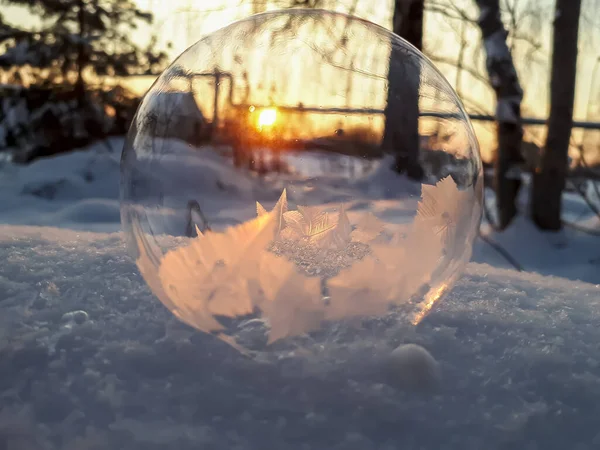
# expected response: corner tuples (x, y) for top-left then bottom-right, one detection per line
(257, 108), (277, 129)
(412, 282), (449, 325)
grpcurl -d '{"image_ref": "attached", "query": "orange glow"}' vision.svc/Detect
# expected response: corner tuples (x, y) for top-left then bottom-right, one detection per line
(257, 108), (277, 130)
(412, 283), (448, 325)
(104, 104), (116, 117)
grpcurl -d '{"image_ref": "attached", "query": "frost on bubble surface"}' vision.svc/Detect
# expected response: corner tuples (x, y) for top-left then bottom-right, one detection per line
(120, 9), (483, 354)
(132, 175), (479, 351)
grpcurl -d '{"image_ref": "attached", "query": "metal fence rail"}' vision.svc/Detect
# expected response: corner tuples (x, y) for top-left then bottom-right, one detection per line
(428, 112), (600, 131)
(190, 70), (600, 131)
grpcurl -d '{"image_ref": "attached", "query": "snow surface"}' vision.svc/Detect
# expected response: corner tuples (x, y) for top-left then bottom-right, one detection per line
(0, 139), (599, 449)
(1, 226), (600, 450)
(1, 138), (598, 283)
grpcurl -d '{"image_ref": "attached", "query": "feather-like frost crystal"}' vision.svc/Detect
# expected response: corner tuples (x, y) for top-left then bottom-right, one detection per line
(120, 9), (483, 355)
(133, 177), (478, 350)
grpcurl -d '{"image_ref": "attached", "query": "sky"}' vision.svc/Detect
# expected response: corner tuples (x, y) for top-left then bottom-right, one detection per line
(128, 0), (600, 116)
(132, 0), (600, 162)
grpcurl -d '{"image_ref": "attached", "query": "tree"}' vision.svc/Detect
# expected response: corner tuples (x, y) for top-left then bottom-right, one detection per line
(531, 0), (582, 230)
(474, 0), (524, 230)
(0, 0), (166, 91)
(0, 0), (167, 161)
(383, 0), (425, 180)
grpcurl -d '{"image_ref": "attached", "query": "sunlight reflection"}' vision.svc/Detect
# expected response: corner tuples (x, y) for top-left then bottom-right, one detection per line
(412, 282), (449, 325)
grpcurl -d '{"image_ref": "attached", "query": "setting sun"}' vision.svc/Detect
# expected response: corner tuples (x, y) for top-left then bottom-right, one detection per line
(257, 108), (277, 129)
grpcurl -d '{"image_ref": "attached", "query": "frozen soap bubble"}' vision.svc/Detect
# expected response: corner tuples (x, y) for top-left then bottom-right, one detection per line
(120, 9), (483, 356)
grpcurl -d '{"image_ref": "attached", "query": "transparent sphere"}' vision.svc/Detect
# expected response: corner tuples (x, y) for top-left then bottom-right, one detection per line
(120, 9), (483, 355)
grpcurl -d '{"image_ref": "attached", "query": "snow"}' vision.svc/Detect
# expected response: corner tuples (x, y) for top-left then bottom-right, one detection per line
(0, 138), (599, 449)
(0, 138), (122, 232)
(2, 137), (597, 283)
(476, 175), (600, 285)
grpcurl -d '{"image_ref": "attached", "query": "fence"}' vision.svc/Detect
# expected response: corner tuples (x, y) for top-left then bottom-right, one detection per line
(188, 70), (600, 131)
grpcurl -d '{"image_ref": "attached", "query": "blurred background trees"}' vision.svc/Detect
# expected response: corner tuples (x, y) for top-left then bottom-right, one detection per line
(0, 0), (165, 90)
(0, 0), (167, 162)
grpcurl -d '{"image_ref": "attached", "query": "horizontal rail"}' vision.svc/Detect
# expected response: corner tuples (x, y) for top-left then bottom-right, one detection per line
(255, 105), (386, 115)
(122, 71), (600, 130)
(443, 113), (600, 130)
(234, 102), (600, 130)
(178, 71), (600, 130)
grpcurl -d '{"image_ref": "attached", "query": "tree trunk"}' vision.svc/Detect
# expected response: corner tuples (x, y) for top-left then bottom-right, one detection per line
(394, 0), (423, 50)
(474, 0), (524, 230)
(531, 0), (582, 230)
(383, 0), (424, 181)
(75, 0), (86, 103)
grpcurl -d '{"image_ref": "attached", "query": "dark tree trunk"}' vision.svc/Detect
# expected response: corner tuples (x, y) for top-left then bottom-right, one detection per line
(383, 0), (425, 181)
(474, 0), (524, 230)
(394, 0), (423, 50)
(531, 0), (582, 230)
(75, 0), (86, 103)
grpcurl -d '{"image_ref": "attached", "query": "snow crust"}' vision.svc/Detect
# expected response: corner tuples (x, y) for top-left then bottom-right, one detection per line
(0, 226), (599, 449)
(0, 139), (599, 449)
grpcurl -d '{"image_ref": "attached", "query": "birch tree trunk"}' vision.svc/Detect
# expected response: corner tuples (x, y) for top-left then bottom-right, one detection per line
(383, 0), (425, 181)
(531, 0), (582, 230)
(474, 0), (524, 229)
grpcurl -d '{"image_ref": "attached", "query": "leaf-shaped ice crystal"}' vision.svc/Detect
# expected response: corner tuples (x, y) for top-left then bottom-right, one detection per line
(350, 212), (385, 243)
(272, 189), (288, 236)
(416, 176), (472, 249)
(155, 211), (276, 336)
(282, 210), (305, 237)
(313, 204), (352, 249)
(282, 205), (337, 244)
(333, 204), (352, 247)
(326, 257), (393, 321)
(256, 202), (268, 217)
(257, 252), (323, 343)
(305, 215), (338, 246)
(256, 189), (288, 236)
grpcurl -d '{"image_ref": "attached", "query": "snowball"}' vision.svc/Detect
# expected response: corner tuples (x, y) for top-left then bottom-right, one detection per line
(384, 343), (440, 391)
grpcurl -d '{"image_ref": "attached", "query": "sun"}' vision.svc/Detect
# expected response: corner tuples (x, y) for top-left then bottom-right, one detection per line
(257, 108), (277, 129)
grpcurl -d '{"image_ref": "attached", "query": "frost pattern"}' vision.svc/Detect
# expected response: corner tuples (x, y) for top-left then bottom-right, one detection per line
(135, 177), (479, 351)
